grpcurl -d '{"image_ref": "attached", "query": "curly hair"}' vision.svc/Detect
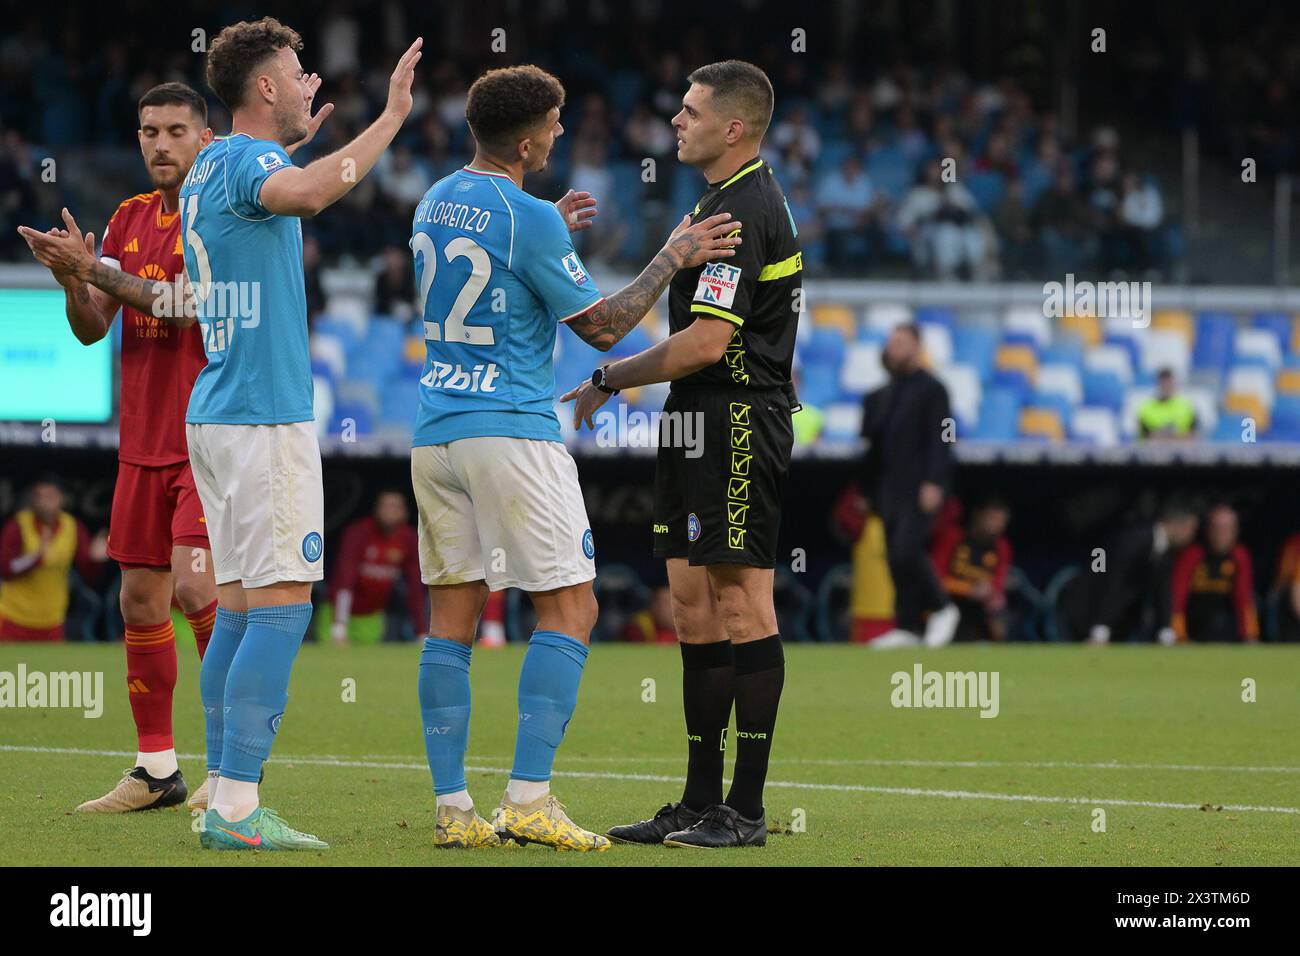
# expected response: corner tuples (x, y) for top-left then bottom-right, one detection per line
(206, 17), (303, 112)
(465, 65), (566, 156)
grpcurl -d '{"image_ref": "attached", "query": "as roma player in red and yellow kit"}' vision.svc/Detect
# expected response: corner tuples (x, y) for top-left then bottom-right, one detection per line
(20, 84), (219, 812)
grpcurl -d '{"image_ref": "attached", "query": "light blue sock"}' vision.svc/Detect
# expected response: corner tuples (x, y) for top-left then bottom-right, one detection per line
(220, 603), (311, 782)
(199, 608), (246, 773)
(510, 630), (589, 783)
(418, 637), (473, 795)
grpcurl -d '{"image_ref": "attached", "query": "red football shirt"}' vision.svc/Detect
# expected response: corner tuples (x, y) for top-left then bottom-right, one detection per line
(329, 517), (425, 632)
(99, 191), (207, 466)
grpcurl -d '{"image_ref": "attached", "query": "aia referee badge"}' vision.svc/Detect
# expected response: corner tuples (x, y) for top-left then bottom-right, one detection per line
(687, 513), (702, 542)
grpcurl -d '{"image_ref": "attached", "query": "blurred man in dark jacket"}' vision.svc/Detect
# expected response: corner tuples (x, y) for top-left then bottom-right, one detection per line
(858, 323), (957, 648)
(1060, 499), (1198, 643)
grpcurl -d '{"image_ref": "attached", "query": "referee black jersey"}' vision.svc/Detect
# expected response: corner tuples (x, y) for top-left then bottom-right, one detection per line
(667, 156), (802, 390)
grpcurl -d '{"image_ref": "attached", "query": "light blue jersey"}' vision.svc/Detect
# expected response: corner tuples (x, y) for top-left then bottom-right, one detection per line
(179, 134), (311, 425)
(410, 167), (603, 446)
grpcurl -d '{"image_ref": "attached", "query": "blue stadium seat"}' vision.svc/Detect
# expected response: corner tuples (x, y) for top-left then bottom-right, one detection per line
(1041, 339), (1084, 368)
(1211, 415), (1246, 443)
(1252, 312), (1293, 354)
(1082, 369), (1125, 411)
(914, 305), (956, 329)
(951, 325), (997, 382)
(971, 387), (1022, 440)
(380, 378), (418, 429)
(331, 400), (375, 436)
(1192, 312), (1235, 372)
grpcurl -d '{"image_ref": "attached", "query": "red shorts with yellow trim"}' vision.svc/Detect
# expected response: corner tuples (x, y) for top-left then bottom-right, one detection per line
(107, 459), (210, 569)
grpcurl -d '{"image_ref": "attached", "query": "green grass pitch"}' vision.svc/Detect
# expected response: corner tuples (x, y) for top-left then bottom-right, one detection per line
(1, 642), (1298, 866)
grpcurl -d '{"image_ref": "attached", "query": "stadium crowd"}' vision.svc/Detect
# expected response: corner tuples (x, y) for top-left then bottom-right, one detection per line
(0, 3), (1192, 282)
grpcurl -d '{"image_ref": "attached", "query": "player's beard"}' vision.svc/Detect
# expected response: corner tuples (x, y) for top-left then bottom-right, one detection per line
(148, 161), (184, 191)
(276, 102), (310, 148)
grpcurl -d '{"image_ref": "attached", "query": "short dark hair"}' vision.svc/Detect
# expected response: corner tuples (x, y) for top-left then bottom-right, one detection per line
(206, 17), (303, 112)
(687, 60), (775, 139)
(138, 82), (208, 125)
(465, 65), (565, 156)
(894, 321), (922, 341)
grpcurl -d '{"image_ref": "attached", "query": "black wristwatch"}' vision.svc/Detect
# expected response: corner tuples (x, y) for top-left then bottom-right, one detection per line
(591, 366), (620, 395)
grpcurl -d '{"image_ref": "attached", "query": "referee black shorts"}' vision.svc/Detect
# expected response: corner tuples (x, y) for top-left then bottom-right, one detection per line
(652, 385), (794, 569)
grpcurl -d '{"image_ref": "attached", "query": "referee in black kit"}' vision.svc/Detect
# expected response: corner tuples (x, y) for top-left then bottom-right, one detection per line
(563, 60), (800, 848)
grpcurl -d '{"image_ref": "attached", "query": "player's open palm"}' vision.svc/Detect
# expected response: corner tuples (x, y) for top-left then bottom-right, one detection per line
(385, 38), (424, 121)
(665, 212), (742, 269)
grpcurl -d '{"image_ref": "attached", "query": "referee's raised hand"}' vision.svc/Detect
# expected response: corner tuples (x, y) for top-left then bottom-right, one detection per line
(662, 212), (742, 269)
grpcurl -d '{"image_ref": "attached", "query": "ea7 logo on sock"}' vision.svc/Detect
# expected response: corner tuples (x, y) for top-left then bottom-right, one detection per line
(50, 886), (151, 936)
(426, 726), (451, 735)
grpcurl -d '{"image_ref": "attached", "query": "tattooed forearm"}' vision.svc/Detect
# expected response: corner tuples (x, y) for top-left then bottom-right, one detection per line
(568, 247), (682, 352)
(83, 260), (195, 328)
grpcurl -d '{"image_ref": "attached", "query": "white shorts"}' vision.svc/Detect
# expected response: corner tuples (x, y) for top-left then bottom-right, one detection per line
(185, 421), (326, 588)
(411, 436), (596, 592)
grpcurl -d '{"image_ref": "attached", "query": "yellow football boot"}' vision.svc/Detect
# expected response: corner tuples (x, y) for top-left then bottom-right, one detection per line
(434, 804), (501, 849)
(493, 793), (610, 852)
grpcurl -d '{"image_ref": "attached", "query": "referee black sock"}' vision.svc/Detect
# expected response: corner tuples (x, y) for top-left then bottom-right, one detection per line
(725, 634), (784, 820)
(680, 640), (734, 813)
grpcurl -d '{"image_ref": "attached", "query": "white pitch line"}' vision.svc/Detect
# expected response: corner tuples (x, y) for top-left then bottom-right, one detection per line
(362, 754), (1300, 775)
(4, 744), (1298, 815)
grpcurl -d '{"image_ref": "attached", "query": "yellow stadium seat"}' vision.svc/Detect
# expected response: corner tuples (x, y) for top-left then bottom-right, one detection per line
(811, 303), (857, 338)
(995, 343), (1038, 381)
(1019, 407), (1064, 441)
(1277, 368), (1300, 395)
(1223, 391), (1270, 432)
(403, 335), (424, 364)
(1058, 313), (1100, 347)
(1152, 309), (1194, 346)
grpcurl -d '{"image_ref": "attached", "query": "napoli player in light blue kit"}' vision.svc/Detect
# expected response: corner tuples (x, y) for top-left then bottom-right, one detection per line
(178, 16), (424, 851)
(409, 64), (743, 850)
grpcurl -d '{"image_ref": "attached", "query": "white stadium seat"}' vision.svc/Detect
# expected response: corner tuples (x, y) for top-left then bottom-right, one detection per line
(310, 334), (347, 379)
(1003, 305), (1051, 348)
(1137, 328), (1191, 379)
(1083, 344), (1134, 385)
(1226, 365), (1275, 407)
(823, 403), (865, 440)
(865, 303), (913, 334)
(1071, 406), (1120, 446)
(1234, 327), (1282, 369)
(921, 323), (953, 367)
(841, 341), (886, 395)
(1037, 363), (1083, 405)
(937, 363), (983, 427)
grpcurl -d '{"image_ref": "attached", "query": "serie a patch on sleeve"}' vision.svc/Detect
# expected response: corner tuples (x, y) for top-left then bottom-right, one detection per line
(694, 262), (742, 309)
(562, 251), (589, 286)
(257, 152), (287, 173)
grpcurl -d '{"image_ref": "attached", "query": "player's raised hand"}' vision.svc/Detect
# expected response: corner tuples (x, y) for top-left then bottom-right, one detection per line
(555, 189), (598, 233)
(384, 37), (424, 122)
(560, 380), (612, 431)
(17, 208), (95, 283)
(663, 212), (742, 269)
(286, 72), (335, 156)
